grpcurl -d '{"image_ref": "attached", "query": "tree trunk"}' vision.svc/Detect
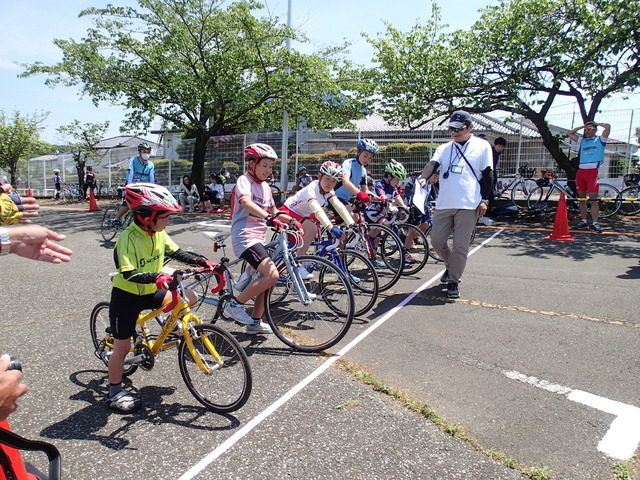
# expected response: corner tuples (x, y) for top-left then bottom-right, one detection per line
(190, 132), (209, 193)
(526, 114), (574, 178)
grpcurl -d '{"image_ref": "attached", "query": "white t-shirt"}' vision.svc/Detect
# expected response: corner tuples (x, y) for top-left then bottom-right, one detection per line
(432, 135), (492, 210)
(284, 180), (335, 218)
(208, 182), (224, 199)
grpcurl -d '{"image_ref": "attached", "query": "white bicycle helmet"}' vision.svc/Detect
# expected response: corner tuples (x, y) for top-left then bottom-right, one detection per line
(244, 143), (278, 162)
(319, 161), (343, 181)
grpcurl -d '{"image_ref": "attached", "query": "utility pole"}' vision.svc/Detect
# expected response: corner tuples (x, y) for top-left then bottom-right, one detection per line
(280, 0), (292, 192)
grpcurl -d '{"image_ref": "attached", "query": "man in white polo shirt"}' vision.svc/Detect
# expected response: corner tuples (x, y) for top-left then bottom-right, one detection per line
(418, 110), (493, 298)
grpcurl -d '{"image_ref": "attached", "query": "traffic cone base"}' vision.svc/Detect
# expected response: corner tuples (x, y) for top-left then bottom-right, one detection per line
(88, 189), (101, 212)
(543, 192), (575, 241)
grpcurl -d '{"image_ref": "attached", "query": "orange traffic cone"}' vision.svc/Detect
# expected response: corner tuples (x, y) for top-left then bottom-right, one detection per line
(26, 188), (33, 197)
(88, 189), (101, 212)
(544, 192), (575, 241)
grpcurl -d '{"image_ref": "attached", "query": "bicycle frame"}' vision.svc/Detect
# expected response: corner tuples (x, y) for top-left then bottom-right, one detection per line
(194, 226), (315, 311)
(100, 272), (223, 374)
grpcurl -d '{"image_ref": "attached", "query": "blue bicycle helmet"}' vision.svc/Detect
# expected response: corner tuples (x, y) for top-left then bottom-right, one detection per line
(357, 139), (379, 155)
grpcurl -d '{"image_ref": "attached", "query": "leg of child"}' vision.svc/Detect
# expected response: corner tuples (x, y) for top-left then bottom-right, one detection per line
(299, 219), (318, 255)
(236, 257), (279, 317)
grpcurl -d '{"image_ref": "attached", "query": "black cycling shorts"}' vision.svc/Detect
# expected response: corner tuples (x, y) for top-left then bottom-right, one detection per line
(109, 287), (166, 339)
(239, 243), (271, 270)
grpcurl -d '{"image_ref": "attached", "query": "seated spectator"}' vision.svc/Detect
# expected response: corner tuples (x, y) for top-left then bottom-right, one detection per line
(178, 175), (200, 212)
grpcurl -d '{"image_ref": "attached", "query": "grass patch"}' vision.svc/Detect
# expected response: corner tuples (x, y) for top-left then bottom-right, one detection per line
(614, 456), (640, 480)
(335, 399), (362, 409)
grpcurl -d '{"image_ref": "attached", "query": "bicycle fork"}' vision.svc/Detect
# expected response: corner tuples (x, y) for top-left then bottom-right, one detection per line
(283, 254), (315, 305)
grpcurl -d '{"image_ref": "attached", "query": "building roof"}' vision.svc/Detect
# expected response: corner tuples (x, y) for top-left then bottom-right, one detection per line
(93, 136), (155, 150)
(330, 112), (541, 138)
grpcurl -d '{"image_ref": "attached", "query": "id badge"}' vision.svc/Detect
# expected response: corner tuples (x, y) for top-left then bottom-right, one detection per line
(451, 165), (463, 174)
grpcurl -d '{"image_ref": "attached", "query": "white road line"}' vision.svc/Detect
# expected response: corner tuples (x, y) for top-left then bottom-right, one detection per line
(503, 370), (640, 460)
(177, 228), (504, 480)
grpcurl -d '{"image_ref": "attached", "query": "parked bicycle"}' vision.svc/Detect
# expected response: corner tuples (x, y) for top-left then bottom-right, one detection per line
(61, 183), (84, 203)
(526, 170), (621, 218)
(619, 172), (640, 216)
(494, 163), (538, 208)
(90, 267), (253, 413)
(189, 224), (355, 352)
(100, 202), (132, 242)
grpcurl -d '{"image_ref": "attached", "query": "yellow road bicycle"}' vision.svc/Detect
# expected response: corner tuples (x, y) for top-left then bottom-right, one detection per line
(90, 267), (252, 413)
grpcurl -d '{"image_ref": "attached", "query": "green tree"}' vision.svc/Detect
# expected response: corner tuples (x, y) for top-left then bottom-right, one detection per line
(0, 110), (47, 185)
(56, 120), (109, 187)
(367, 0), (640, 174)
(21, 0), (368, 188)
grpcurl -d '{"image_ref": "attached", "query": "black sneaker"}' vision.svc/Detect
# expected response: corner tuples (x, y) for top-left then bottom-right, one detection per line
(574, 219), (589, 230)
(447, 282), (459, 298)
(440, 269), (449, 284)
(589, 222), (603, 233)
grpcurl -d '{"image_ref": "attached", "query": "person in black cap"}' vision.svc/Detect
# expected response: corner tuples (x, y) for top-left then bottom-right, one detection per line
(418, 110), (493, 298)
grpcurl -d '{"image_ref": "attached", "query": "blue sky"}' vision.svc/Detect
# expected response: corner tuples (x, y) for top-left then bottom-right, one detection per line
(1, 0), (638, 144)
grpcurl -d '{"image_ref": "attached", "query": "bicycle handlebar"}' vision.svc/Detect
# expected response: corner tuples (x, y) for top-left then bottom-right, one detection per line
(162, 265), (227, 313)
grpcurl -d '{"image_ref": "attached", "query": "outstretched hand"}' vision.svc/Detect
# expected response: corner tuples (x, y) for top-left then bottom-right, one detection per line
(6, 225), (73, 264)
(0, 185), (39, 225)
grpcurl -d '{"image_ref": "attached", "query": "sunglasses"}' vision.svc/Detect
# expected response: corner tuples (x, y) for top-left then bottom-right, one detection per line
(156, 213), (171, 220)
(449, 126), (467, 133)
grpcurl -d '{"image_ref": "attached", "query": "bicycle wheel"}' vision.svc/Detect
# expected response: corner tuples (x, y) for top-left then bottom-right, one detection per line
(266, 255), (354, 352)
(335, 250), (379, 317)
(426, 227), (442, 262)
(271, 185), (283, 207)
(526, 186), (556, 210)
(344, 224), (404, 292)
(511, 179), (538, 208)
(597, 183), (621, 218)
(178, 323), (252, 413)
(376, 225), (406, 288)
(100, 204), (120, 242)
(619, 187), (640, 215)
(396, 223), (429, 276)
(90, 302), (138, 377)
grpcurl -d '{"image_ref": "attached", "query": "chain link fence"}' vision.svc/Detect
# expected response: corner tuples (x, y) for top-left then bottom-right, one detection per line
(6, 109), (638, 196)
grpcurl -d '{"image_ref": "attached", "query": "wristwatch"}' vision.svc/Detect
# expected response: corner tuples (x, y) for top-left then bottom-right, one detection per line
(481, 199), (489, 204)
(0, 227), (10, 256)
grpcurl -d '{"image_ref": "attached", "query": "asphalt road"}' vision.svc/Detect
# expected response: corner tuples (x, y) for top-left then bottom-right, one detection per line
(3, 204), (639, 480)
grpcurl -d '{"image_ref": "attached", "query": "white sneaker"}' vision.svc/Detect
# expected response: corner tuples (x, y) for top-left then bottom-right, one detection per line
(223, 302), (253, 325)
(477, 216), (494, 226)
(246, 320), (273, 335)
(297, 266), (314, 280)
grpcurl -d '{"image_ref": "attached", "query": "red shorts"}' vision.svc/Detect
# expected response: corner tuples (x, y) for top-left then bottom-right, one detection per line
(575, 168), (599, 194)
(279, 205), (316, 224)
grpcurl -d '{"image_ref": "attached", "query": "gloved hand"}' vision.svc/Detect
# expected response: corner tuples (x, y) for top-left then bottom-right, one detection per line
(290, 219), (303, 231)
(329, 227), (343, 239)
(155, 274), (173, 290)
(356, 191), (371, 204)
(266, 215), (284, 230)
(202, 259), (217, 271)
